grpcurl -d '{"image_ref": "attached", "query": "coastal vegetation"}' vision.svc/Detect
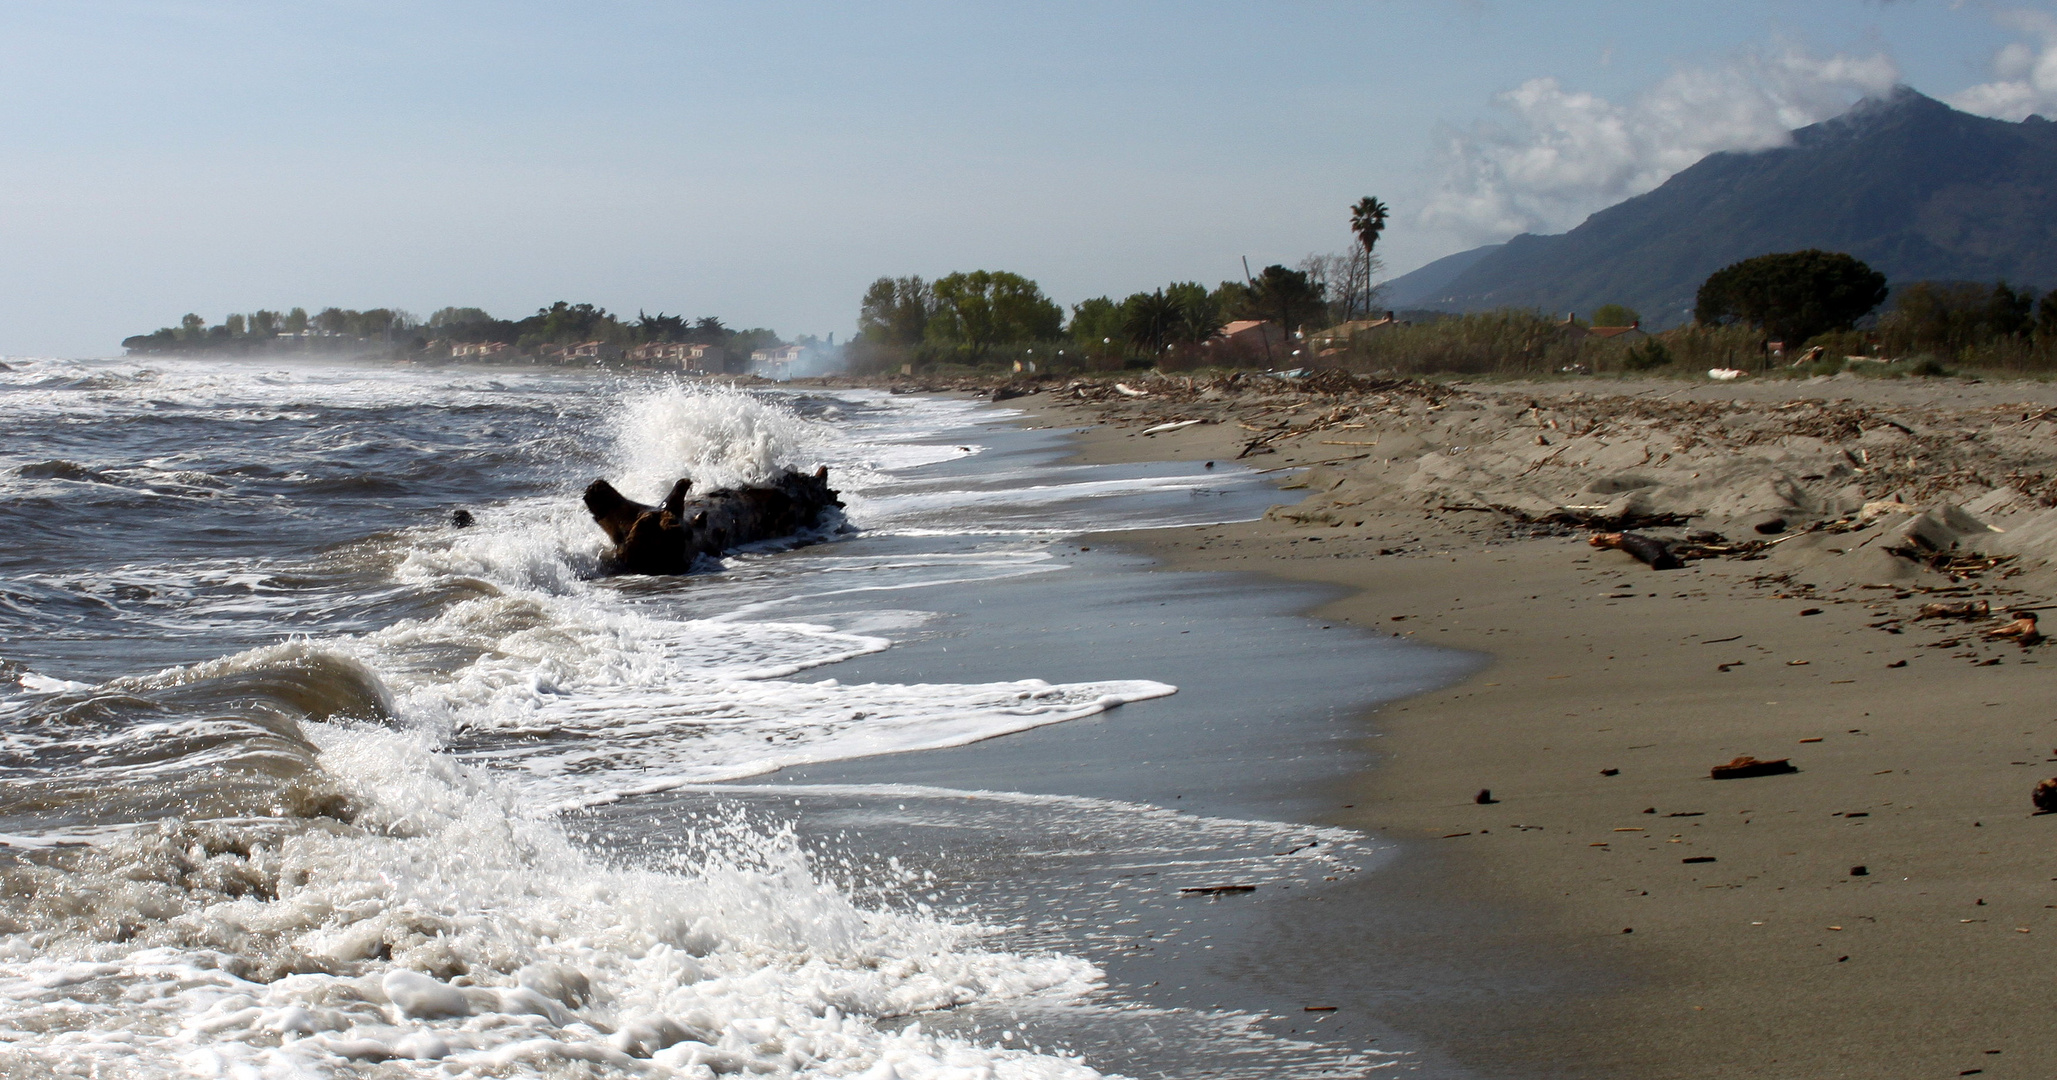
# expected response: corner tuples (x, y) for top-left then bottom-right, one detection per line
(857, 234), (2057, 382)
(1693, 250), (1890, 345)
(121, 303), (786, 372)
(850, 194), (1394, 376)
(125, 217), (2057, 384)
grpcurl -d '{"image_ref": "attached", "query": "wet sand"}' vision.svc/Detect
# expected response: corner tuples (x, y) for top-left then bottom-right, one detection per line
(639, 409), (1503, 1077)
(1013, 377), (2057, 1080)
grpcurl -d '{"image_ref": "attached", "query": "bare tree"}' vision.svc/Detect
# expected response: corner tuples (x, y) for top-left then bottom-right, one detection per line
(1301, 248), (1385, 326)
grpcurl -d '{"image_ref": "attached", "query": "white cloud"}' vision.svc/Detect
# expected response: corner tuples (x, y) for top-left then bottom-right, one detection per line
(1949, 8), (2057, 121)
(1423, 44), (1900, 244)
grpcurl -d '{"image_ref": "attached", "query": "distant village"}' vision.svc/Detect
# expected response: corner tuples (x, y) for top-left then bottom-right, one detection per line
(441, 338), (818, 377)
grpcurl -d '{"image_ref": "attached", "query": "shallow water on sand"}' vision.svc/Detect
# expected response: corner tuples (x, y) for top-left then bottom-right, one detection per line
(0, 356), (1467, 1078)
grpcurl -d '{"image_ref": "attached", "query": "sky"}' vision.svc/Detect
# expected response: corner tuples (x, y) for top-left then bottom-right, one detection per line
(3, 1), (2056, 355)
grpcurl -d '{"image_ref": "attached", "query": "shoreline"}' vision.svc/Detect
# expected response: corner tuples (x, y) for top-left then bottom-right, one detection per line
(702, 409), (1483, 1077)
(1003, 377), (2057, 1080)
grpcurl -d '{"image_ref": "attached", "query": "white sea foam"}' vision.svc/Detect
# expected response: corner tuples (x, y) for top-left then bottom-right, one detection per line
(0, 725), (1109, 1078)
(0, 363), (1310, 1078)
(612, 383), (831, 498)
(0, 357), (544, 436)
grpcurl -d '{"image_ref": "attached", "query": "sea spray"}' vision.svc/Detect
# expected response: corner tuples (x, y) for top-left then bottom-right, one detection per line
(0, 722), (1107, 1077)
(612, 383), (830, 499)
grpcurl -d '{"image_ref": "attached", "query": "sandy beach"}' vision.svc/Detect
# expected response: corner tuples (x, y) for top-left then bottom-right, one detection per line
(995, 372), (2057, 1079)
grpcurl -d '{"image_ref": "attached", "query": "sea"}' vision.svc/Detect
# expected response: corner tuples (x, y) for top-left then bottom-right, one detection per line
(0, 356), (1473, 1079)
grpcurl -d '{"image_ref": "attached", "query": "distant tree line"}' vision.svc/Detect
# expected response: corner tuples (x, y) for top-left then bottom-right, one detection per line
(1874, 280), (2057, 357)
(849, 262), (1364, 374)
(850, 236), (2057, 380)
(122, 302), (783, 371)
(1314, 247), (2057, 380)
(850, 195), (1393, 374)
(1689, 249), (2057, 372)
(428, 303), (781, 363)
(122, 306), (415, 353)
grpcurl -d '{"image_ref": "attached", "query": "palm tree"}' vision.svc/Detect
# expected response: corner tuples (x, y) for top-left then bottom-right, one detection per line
(1123, 290), (1180, 353)
(1348, 197), (1390, 319)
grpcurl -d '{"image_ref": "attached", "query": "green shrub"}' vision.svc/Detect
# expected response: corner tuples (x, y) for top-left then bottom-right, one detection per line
(1804, 353), (1847, 377)
(1621, 339), (1672, 372)
(1591, 303), (1640, 328)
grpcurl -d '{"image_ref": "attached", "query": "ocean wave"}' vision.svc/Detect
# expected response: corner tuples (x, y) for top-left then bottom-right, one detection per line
(0, 364), (1310, 1078)
(0, 725), (1108, 1078)
(0, 648), (386, 839)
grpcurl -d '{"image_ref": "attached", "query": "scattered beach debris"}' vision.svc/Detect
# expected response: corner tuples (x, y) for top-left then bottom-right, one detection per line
(1179, 884), (1256, 895)
(1984, 611), (2042, 644)
(1851, 866), (1869, 876)
(1918, 600), (1991, 621)
(1588, 531), (1685, 570)
(1683, 855), (1719, 863)
(1711, 756), (1798, 779)
(2033, 778), (2057, 814)
(1303, 1006), (1338, 1013)
(1707, 368), (1745, 381)
(981, 372), (2057, 602)
(1600, 768), (1621, 776)
(1475, 788), (1496, 804)
(1139, 418), (1203, 435)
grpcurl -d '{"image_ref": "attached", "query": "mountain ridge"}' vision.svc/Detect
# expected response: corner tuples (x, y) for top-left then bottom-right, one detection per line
(1392, 87), (2057, 326)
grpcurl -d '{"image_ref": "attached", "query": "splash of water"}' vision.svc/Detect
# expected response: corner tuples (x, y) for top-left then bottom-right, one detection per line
(0, 724), (1107, 1078)
(611, 384), (827, 501)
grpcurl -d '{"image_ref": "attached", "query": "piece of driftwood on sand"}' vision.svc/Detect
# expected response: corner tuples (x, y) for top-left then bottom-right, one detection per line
(583, 466), (842, 575)
(1588, 531), (1685, 570)
(1710, 755), (1798, 780)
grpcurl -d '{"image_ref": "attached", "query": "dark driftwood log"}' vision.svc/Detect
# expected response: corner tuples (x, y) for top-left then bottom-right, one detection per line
(583, 466), (842, 575)
(1710, 756), (1798, 780)
(1588, 531), (1685, 570)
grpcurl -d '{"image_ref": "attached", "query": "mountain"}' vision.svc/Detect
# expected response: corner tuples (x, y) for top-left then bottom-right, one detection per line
(1380, 243), (1503, 309)
(1406, 88), (2057, 326)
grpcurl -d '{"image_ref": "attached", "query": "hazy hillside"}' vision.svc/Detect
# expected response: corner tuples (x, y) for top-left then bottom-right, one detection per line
(1380, 243), (1503, 309)
(1395, 88), (2057, 326)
